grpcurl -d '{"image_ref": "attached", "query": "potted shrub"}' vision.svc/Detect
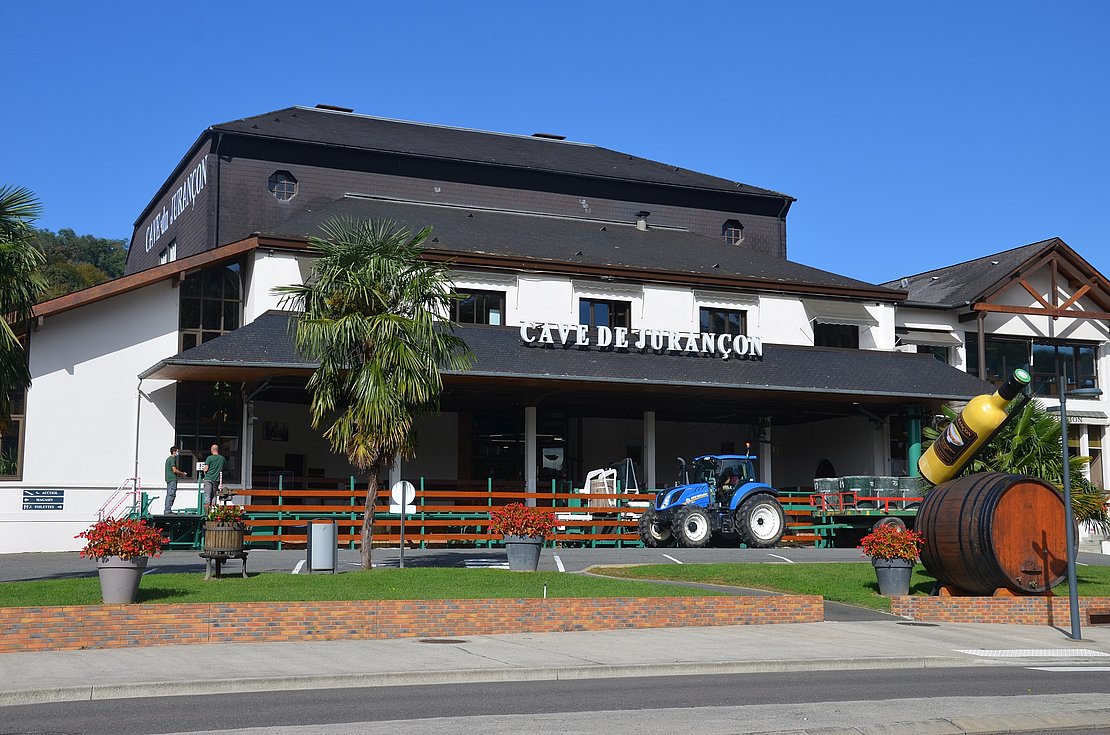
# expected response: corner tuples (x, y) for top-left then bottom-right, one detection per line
(489, 503), (556, 571)
(203, 503), (247, 554)
(860, 523), (924, 596)
(76, 517), (167, 604)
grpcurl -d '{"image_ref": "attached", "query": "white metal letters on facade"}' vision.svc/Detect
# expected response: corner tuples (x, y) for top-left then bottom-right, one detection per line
(519, 323), (762, 360)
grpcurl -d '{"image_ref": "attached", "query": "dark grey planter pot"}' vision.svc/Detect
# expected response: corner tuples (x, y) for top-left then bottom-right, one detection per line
(503, 535), (543, 571)
(872, 558), (914, 596)
(96, 555), (148, 604)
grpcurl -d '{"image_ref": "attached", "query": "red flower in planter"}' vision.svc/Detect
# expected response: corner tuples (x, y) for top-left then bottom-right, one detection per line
(489, 503), (556, 539)
(206, 504), (245, 523)
(76, 518), (167, 560)
(859, 524), (924, 562)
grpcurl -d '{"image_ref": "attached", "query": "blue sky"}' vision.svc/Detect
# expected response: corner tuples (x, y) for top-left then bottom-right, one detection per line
(3, 1), (1108, 284)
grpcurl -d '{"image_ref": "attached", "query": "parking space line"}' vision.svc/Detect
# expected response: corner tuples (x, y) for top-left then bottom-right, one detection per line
(662, 554), (683, 564)
(292, 560), (305, 574)
(767, 553), (794, 564)
(553, 554), (565, 572)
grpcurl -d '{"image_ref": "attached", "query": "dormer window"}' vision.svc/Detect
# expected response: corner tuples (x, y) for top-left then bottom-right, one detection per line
(268, 171), (298, 201)
(722, 219), (744, 245)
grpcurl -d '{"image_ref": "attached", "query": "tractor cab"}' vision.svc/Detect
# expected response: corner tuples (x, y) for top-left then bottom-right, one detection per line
(690, 454), (757, 503)
(644, 451), (783, 549)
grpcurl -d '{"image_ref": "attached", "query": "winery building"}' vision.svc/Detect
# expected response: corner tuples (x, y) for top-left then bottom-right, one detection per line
(2, 105), (1104, 553)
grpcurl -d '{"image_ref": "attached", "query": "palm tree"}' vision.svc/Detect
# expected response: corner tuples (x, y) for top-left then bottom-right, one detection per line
(924, 400), (1110, 534)
(275, 218), (474, 568)
(0, 186), (47, 423)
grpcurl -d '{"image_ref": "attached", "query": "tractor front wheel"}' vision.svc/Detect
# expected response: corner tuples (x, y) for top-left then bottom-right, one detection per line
(735, 494), (785, 548)
(673, 506), (712, 548)
(639, 509), (674, 547)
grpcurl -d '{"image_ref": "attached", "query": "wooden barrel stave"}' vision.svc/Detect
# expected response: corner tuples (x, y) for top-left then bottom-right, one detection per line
(203, 522), (246, 554)
(918, 472), (1066, 595)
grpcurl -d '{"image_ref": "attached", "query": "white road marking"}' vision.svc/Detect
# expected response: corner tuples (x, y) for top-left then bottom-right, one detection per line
(767, 553), (794, 564)
(292, 560), (305, 574)
(1029, 666), (1110, 672)
(465, 558), (510, 569)
(142, 568), (158, 575)
(662, 554), (683, 564)
(553, 554), (565, 572)
(957, 648), (1109, 657)
(1077, 561), (1089, 566)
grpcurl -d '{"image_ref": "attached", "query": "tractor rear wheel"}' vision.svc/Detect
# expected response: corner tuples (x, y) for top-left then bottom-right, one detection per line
(638, 509), (673, 547)
(673, 506), (712, 548)
(735, 494), (785, 548)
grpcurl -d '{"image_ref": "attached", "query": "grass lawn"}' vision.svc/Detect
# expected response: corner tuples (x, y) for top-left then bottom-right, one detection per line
(6, 563), (1108, 611)
(591, 563), (1110, 612)
(0, 568), (730, 608)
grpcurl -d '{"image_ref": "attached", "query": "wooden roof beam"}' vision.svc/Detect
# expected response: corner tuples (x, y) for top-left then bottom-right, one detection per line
(971, 302), (1110, 320)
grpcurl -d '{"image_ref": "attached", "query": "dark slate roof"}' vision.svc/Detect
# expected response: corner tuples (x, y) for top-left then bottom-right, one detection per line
(880, 239), (1056, 306)
(144, 311), (991, 401)
(212, 106), (791, 199)
(264, 195), (895, 295)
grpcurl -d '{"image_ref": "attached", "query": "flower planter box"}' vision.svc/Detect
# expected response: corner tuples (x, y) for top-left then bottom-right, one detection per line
(96, 555), (148, 604)
(504, 535), (543, 571)
(203, 523), (246, 554)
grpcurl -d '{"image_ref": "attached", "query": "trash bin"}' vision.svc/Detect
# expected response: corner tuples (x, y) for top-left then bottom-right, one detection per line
(306, 520), (338, 574)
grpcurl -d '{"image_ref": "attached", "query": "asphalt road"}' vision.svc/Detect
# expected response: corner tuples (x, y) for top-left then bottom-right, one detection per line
(1, 666), (1107, 734)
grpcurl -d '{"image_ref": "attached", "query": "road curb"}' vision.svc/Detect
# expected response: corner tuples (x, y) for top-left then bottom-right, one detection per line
(0, 655), (978, 707)
(760, 706), (1110, 734)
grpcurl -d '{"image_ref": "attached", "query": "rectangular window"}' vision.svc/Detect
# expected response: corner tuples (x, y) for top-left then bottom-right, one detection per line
(579, 299), (631, 329)
(451, 289), (505, 326)
(814, 323), (859, 349)
(174, 381), (243, 483)
(699, 307), (746, 336)
(0, 390), (25, 478)
(968, 334), (1097, 393)
(180, 263), (242, 351)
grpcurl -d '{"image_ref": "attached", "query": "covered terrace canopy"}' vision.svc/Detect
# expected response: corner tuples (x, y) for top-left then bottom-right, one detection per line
(141, 311), (991, 425)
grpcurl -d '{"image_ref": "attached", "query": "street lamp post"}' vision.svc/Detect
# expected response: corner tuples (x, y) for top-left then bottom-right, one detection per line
(1058, 371), (1104, 641)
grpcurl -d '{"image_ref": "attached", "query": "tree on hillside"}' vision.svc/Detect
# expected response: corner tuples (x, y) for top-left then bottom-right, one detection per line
(924, 400), (1110, 534)
(274, 218), (475, 569)
(0, 186), (47, 422)
(32, 227), (127, 300)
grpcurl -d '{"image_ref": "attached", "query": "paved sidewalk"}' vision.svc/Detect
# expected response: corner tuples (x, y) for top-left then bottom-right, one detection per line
(2, 620), (1108, 704)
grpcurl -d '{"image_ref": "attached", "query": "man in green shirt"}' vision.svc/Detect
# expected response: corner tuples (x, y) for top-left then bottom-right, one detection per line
(202, 444), (226, 506)
(164, 447), (187, 514)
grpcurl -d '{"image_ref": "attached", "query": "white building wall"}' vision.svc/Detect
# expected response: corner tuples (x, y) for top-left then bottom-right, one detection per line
(516, 276), (573, 324)
(758, 295), (812, 345)
(863, 303), (897, 350)
(244, 251), (310, 323)
(641, 286), (694, 332)
(1, 282), (180, 553)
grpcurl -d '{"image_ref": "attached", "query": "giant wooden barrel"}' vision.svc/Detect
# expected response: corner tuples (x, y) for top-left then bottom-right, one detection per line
(917, 472), (1067, 595)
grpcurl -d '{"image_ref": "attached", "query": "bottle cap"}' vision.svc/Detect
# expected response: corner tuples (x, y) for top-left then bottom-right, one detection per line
(998, 368), (1032, 401)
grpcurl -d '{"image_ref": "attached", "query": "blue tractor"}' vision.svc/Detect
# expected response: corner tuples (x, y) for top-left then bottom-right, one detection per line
(638, 454), (786, 548)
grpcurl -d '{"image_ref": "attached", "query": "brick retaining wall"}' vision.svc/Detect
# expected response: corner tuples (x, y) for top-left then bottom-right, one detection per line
(0, 595), (823, 652)
(891, 595), (1110, 625)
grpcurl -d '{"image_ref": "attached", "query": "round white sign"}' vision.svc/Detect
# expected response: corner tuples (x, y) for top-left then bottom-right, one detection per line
(390, 480), (416, 506)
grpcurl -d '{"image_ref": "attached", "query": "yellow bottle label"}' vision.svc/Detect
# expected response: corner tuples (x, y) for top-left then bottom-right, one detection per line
(932, 415), (978, 466)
